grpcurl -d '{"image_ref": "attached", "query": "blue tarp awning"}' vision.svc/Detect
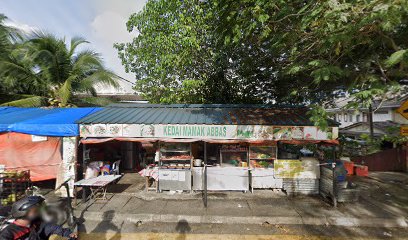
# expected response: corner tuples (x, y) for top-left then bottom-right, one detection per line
(0, 107), (101, 136)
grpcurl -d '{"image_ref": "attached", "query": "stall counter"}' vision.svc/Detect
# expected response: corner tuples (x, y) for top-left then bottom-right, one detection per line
(250, 168), (283, 189)
(192, 167), (249, 191)
(158, 168), (192, 191)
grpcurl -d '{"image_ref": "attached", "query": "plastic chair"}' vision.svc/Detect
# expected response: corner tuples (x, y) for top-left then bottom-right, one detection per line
(111, 160), (121, 175)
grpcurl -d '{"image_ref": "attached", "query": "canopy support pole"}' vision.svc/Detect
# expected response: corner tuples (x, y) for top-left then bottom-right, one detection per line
(203, 141), (208, 208)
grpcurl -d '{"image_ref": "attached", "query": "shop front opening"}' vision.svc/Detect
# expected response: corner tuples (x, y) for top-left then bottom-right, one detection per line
(80, 140), (145, 180)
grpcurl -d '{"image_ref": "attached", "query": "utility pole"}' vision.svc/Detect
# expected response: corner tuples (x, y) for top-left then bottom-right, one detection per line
(368, 104), (374, 139)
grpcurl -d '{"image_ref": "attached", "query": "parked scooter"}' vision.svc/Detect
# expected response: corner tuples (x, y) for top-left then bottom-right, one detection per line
(0, 205), (12, 231)
(0, 179), (77, 237)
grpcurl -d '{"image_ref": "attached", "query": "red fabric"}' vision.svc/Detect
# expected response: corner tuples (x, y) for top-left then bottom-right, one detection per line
(354, 165), (369, 177)
(204, 139), (245, 144)
(246, 140), (277, 145)
(81, 137), (158, 144)
(279, 139), (339, 145)
(81, 138), (115, 144)
(116, 137), (158, 143)
(81, 138), (338, 145)
(159, 138), (200, 143)
(341, 160), (355, 175)
(0, 132), (62, 181)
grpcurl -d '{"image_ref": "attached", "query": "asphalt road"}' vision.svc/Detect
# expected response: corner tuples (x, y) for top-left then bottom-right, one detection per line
(61, 220), (408, 240)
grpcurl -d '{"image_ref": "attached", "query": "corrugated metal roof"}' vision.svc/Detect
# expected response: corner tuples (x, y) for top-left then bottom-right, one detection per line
(78, 104), (338, 126)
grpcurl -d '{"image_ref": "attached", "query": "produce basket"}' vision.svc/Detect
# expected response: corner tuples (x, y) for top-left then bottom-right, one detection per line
(0, 169), (31, 206)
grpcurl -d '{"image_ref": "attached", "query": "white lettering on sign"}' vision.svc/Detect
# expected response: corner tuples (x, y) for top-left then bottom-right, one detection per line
(80, 124), (338, 140)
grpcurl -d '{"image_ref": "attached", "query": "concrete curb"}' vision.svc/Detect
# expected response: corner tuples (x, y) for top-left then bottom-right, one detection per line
(75, 210), (408, 228)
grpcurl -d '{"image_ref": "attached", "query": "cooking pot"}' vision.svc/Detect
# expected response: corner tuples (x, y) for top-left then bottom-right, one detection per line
(193, 159), (202, 167)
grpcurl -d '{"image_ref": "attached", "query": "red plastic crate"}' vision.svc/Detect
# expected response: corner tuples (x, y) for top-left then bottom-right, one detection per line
(341, 160), (354, 175)
(354, 165), (368, 177)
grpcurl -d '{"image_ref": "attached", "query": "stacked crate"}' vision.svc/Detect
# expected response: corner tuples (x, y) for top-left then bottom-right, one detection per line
(0, 170), (30, 206)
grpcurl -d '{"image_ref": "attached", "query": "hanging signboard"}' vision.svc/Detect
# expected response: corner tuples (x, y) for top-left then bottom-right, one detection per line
(274, 159), (320, 179)
(274, 160), (304, 178)
(80, 124), (338, 140)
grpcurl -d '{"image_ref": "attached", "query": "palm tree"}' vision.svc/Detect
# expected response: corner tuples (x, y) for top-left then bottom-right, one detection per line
(0, 31), (119, 107)
(0, 14), (25, 96)
(0, 15), (44, 107)
(0, 14), (19, 58)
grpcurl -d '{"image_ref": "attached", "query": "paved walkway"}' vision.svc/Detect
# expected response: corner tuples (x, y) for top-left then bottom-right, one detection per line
(73, 172), (408, 228)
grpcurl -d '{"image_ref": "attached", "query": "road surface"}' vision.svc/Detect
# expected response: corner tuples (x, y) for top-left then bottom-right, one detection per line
(58, 220), (408, 239)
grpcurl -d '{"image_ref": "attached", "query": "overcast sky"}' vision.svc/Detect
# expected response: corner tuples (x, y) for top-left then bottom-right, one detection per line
(0, 0), (147, 94)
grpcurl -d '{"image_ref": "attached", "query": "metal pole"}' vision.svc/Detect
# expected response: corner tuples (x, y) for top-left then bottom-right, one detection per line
(73, 137), (79, 206)
(204, 141), (207, 208)
(332, 161), (337, 208)
(82, 144), (87, 204)
(368, 104), (374, 139)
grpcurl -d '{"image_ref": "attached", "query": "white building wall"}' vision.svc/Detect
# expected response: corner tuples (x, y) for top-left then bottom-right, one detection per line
(372, 110), (393, 122)
(333, 109), (404, 128)
(328, 96), (408, 129)
(334, 111), (362, 128)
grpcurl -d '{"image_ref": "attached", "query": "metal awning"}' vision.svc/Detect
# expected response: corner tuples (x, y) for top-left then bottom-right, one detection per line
(77, 104), (339, 127)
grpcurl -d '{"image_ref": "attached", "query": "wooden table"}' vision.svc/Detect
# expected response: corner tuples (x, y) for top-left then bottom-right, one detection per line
(74, 175), (122, 204)
(139, 167), (158, 192)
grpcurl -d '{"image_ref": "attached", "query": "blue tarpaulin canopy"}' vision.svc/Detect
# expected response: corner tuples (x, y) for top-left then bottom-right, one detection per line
(0, 107), (101, 136)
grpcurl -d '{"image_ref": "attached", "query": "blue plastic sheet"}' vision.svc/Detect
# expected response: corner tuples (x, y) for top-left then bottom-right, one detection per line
(0, 107), (101, 136)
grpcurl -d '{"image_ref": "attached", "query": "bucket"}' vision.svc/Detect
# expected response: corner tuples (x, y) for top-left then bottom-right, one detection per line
(194, 159), (202, 167)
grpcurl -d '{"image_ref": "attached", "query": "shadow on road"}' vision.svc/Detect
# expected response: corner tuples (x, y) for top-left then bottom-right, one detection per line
(90, 210), (122, 240)
(175, 219), (191, 240)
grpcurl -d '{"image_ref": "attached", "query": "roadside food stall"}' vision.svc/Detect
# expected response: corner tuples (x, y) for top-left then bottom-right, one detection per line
(158, 142), (192, 191)
(250, 143), (281, 190)
(0, 107), (101, 202)
(78, 104), (339, 193)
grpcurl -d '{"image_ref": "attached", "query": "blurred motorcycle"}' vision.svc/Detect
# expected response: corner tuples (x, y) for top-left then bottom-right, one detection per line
(0, 179), (77, 236)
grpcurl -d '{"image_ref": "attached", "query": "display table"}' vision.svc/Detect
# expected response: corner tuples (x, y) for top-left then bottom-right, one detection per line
(74, 175), (122, 203)
(139, 167), (159, 192)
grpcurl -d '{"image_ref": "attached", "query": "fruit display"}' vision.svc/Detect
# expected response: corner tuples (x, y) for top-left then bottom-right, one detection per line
(250, 160), (273, 168)
(220, 145), (248, 167)
(0, 170), (30, 206)
(249, 153), (272, 159)
(1, 170), (30, 180)
(1, 194), (17, 206)
(249, 146), (276, 168)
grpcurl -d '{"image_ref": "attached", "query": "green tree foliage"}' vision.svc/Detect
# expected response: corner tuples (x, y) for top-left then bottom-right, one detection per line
(117, 0), (408, 107)
(115, 0), (266, 103)
(220, 0), (408, 106)
(0, 17), (118, 107)
(0, 14), (23, 95)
